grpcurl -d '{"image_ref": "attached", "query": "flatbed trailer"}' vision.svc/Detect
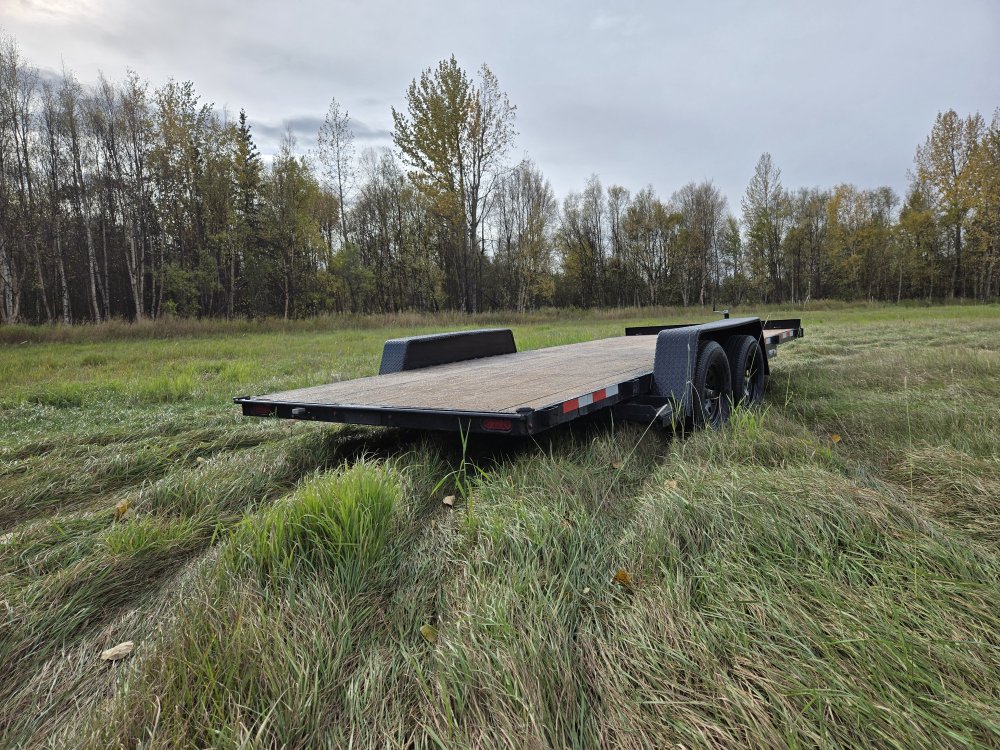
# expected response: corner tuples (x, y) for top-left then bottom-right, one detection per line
(235, 315), (803, 436)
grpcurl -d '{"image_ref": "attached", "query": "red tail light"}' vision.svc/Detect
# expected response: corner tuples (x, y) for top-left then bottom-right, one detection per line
(247, 404), (272, 416)
(481, 418), (513, 433)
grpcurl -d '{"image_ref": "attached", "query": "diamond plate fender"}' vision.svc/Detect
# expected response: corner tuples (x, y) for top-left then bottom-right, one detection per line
(652, 327), (701, 416)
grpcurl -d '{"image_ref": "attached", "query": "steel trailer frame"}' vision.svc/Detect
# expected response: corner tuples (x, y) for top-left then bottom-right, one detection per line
(234, 316), (802, 436)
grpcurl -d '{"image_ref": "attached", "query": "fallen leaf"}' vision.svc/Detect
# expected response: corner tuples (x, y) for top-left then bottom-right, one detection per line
(419, 624), (438, 643)
(582, 587), (591, 595)
(114, 500), (130, 522)
(664, 479), (679, 490)
(831, 433), (841, 444)
(612, 569), (633, 588)
(101, 641), (134, 661)
(195, 456), (207, 465)
(611, 461), (621, 470)
(442, 495), (455, 507)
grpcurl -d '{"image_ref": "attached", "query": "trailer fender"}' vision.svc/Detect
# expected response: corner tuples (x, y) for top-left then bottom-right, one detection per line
(651, 317), (770, 417)
(379, 328), (517, 374)
(652, 327), (701, 414)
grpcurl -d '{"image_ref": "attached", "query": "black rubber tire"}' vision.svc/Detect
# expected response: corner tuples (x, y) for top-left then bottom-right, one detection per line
(724, 334), (766, 407)
(691, 340), (732, 429)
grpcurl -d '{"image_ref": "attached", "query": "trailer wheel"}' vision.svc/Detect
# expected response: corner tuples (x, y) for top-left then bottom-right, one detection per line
(724, 335), (766, 407)
(692, 340), (732, 429)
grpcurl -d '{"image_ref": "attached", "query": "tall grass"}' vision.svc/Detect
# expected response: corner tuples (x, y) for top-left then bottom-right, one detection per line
(229, 461), (400, 581)
(2, 297), (989, 345)
(1, 303), (999, 748)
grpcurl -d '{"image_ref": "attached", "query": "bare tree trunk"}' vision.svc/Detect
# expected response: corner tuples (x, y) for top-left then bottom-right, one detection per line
(986, 245), (996, 300)
(952, 224), (962, 298)
(71, 148), (102, 321)
(283, 264), (290, 320)
(149, 236), (157, 319)
(101, 212), (110, 319)
(56, 223), (71, 324)
(228, 237), (236, 318)
(0, 237), (17, 323)
(83, 219), (101, 320)
(34, 239), (52, 322)
(126, 235), (145, 319)
(154, 236), (165, 319)
(337, 167), (350, 249)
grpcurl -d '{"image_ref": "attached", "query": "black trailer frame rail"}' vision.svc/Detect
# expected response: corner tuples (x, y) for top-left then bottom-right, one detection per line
(235, 373), (654, 436)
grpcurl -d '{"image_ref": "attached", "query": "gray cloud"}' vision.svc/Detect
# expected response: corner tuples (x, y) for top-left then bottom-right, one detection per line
(4, 0), (999, 210)
(250, 115), (391, 147)
(35, 66), (64, 88)
(251, 116), (325, 142)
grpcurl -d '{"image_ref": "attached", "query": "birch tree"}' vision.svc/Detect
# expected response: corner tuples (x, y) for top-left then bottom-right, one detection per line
(316, 96), (354, 249)
(742, 153), (789, 302)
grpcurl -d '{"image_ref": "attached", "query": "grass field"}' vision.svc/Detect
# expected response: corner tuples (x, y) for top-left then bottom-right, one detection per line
(1, 303), (999, 749)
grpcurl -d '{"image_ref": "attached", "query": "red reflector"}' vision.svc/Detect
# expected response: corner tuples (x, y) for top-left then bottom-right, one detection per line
(247, 404), (272, 416)
(482, 418), (513, 432)
(562, 399), (579, 414)
(593, 388), (606, 402)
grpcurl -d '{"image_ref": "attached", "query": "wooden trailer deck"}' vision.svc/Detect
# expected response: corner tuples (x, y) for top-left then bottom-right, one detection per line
(256, 335), (658, 413)
(251, 328), (795, 414)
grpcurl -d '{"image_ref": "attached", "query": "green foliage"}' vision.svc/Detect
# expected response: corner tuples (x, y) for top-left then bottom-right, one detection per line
(392, 55), (517, 312)
(158, 263), (202, 318)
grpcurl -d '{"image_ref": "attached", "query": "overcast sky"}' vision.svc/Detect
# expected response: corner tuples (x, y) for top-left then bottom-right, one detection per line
(4, 0), (999, 211)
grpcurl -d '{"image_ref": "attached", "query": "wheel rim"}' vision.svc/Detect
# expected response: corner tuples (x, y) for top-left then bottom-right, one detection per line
(745, 352), (761, 402)
(703, 359), (726, 424)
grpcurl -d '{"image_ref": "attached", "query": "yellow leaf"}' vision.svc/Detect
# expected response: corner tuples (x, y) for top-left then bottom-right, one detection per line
(664, 479), (679, 490)
(612, 569), (633, 588)
(419, 624), (438, 643)
(611, 461), (621, 470)
(831, 434), (841, 444)
(442, 495), (455, 507)
(101, 641), (134, 661)
(114, 500), (130, 522)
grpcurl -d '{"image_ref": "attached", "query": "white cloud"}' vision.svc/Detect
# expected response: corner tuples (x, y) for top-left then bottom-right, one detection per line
(588, 11), (642, 34)
(5, 0), (102, 20)
(590, 13), (623, 32)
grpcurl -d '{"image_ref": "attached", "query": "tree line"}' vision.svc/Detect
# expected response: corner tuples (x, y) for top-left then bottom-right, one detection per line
(1, 33), (998, 324)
